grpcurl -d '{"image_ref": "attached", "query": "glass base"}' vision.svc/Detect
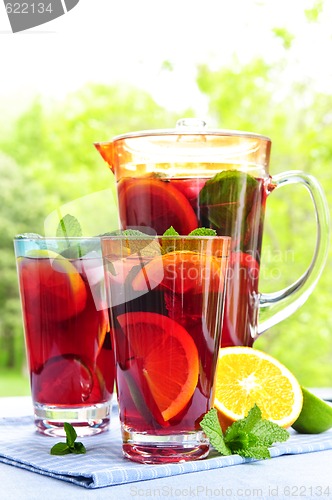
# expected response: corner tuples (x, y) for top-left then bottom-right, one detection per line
(122, 427), (210, 464)
(34, 401), (111, 437)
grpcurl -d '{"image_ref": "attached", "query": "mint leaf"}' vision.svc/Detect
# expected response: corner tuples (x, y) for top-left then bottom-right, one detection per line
(50, 422), (87, 456)
(105, 259), (117, 276)
(56, 214), (82, 238)
(200, 408), (231, 456)
(188, 228), (217, 236)
(198, 170), (259, 239)
(228, 405), (289, 447)
(236, 445), (271, 460)
(200, 405), (290, 460)
(224, 405), (289, 459)
(224, 429), (253, 452)
(72, 442), (87, 454)
(64, 422), (77, 447)
(161, 226), (217, 253)
(162, 226), (180, 237)
(123, 229), (149, 236)
(101, 229), (150, 237)
(60, 243), (95, 259)
(250, 419), (290, 446)
(50, 443), (71, 456)
(161, 226), (180, 253)
(224, 404), (262, 442)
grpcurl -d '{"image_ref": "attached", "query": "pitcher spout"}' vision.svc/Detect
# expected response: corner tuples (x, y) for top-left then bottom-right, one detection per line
(94, 142), (114, 173)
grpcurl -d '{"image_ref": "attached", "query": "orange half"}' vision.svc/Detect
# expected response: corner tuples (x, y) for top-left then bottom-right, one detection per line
(117, 311), (199, 421)
(214, 346), (303, 430)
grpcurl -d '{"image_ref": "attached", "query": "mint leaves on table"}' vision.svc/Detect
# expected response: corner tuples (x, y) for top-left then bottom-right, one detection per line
(198, 170), (259, 237)
(200, 405), (290, 460)
(50, 422), (86, 456)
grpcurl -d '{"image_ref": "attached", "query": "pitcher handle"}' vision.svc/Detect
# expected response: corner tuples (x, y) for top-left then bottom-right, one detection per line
(257, 171), (330, 336)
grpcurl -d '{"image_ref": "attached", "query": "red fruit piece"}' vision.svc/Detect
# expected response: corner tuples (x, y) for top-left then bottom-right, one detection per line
(222, 251), (260, 347)
(34, 355), (95, 405)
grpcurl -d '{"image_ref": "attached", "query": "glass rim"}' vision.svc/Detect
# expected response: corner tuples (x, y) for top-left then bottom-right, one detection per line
(13, 235), (232, 242)
(13, 236), (101, 242)
(97, 128), (271, 145)
(100, 235), (232, 240)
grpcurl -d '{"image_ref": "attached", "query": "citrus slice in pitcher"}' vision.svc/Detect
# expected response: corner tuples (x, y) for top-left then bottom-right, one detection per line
(132, 250), (224, 293)
(117, 312), (199, 421)
(214, 346), (303, 431)
(118, 178), (198, 234)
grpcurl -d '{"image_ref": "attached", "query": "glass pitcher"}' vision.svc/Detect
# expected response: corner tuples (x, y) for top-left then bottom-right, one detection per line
(95, 119), (330, 347)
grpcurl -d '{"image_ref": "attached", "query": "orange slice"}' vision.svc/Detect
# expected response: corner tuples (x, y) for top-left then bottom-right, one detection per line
(117, 311), (199, 421)
(97, 309), (110, 353)
(18, 250), (87, 321)
(118, 178), (198, 235)
(214, 346), (303, 431)
(132, 250), (224, 294)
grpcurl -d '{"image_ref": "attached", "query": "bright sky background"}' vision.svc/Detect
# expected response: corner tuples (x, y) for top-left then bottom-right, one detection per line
(1, 0), (332, 116)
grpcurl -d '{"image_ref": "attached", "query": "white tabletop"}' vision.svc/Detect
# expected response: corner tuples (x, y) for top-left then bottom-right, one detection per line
(0, 396), (331, 500)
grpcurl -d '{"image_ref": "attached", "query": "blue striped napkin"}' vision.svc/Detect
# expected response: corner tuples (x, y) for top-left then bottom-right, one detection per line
(0, 403), (332, 489)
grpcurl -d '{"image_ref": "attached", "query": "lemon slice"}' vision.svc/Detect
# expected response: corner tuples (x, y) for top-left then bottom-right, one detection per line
(26, 249), (62, 259)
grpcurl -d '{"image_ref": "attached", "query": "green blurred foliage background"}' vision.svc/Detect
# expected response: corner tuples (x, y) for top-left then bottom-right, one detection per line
(0, 1), (331, 395)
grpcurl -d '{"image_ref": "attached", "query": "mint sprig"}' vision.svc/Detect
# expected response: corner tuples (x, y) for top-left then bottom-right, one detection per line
(56, 214), (82, 238)
(200, 405), (289, 460)
(50, 422), (86, 455)
(188, 228), (217, 236)
(161, 226), (217, 237)
(198, 170), (259, 242)
(161, 226), (218, 253)
(162, 226), (180, 237)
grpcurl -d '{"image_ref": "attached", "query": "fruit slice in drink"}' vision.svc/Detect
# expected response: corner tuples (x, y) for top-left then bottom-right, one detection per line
(18, 249), (87, 321)
(35, 355), (100, 405)
(117, 311), (199, 423)
(132, 249), (225, 294)
(118, 178), (198, 234)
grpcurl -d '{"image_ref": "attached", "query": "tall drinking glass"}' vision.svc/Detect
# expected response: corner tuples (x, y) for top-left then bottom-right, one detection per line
(14, 236), (115, 436)
(102, 234), (230, 463)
